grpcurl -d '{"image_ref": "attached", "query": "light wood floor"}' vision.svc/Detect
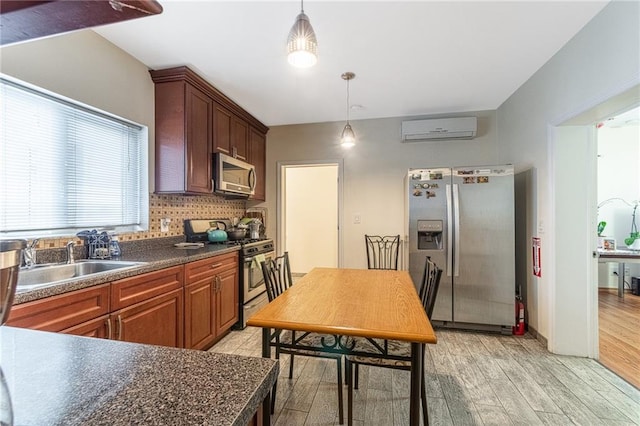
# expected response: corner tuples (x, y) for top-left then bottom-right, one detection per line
(599, 289), (640, 389)
(211, 327), (640, 425)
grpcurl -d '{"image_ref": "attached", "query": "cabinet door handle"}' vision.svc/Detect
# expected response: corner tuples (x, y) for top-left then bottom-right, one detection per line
(216, 275), (221, 292)
(210, 263), (223, 269)
(232, 146), (237, 158)
(117, 315), (123, 341)
(106, 317), (112, 340)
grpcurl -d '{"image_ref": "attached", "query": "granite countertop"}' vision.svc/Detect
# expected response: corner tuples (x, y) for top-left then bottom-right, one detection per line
(14, 238), (241, 304)
(0, 326), (277, 425)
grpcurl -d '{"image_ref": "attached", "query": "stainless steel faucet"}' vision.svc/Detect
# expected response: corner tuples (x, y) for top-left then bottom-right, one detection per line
(22, 239), (39, 269)
(66, 241), (76, 264)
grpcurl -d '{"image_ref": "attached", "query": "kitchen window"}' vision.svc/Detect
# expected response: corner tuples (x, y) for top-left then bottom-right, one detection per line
(0, 75), (149, 238)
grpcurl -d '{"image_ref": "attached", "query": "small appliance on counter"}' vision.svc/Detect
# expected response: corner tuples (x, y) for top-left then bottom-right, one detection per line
(1, 239), (26, 426)
(183, 219), (274, 329)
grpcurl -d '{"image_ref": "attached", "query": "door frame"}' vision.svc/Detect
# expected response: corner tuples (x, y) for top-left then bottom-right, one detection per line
(276, 159), (344, 267)
(548, 82), (639, 357)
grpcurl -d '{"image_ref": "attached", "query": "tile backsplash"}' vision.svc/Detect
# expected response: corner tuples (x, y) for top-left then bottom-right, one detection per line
(35, 193), (246, 249)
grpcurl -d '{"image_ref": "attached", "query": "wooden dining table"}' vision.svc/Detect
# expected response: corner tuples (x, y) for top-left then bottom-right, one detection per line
(247, 267), (438, 425)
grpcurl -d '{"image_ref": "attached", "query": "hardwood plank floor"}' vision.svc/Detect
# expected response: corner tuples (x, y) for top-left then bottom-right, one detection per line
(599, 289), (640, 389)
(211, 327), (640, 425)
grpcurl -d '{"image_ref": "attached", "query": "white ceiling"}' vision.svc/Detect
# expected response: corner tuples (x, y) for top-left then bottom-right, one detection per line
(93, 1), (609, 127)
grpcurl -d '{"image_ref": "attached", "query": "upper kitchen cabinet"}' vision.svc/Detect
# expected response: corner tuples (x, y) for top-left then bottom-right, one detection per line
(151, 66), (268, 196)
(213, 104), (249, 162)
(249, 127), (266, 201)
(151, 71), (213, 194)
(0, 0), (162, 46)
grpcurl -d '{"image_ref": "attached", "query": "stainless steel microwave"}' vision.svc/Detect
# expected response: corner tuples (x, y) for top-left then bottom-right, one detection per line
(213, 152), (256, 197)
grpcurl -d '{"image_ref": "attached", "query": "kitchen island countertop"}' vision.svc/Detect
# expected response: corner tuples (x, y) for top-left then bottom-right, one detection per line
(0, 326), (277, 425)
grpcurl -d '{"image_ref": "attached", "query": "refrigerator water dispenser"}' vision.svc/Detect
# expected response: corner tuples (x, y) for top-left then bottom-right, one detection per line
(417, 220), (443, 250)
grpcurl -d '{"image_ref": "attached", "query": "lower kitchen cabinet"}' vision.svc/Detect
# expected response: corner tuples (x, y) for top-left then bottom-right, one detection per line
(110, 266), (184, 348)
(216, 267), (238, 335)
(113, 288), (184, 348)
(9, 253), (239, 351)
(184, 252), (239, 350)
(184, 277), (216, 350)
(6, 284), (110, 332)
(62, 314), (110, 338)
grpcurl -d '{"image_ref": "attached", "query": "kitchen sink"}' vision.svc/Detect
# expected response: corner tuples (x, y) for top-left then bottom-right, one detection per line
(16, 260), (147, 293)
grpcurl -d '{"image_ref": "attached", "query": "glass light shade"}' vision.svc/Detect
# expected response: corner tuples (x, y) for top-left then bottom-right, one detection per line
(341, 123), (356, 148)
(287, 12), (318, 68)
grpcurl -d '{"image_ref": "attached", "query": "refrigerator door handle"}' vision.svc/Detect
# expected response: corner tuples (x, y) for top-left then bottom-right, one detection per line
(453, 183), (460, 277)
(446, 184), (453, 276)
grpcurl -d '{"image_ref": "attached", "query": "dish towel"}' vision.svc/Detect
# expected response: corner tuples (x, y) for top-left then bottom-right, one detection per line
(253, 254), (266, 269)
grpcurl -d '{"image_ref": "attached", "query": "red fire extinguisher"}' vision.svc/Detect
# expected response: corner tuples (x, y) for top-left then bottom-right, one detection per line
(513, 296), (525, 335)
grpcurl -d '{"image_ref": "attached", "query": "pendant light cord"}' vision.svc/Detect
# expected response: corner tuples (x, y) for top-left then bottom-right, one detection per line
(301, 0), (304, 13)
(346, 78), (350, 124)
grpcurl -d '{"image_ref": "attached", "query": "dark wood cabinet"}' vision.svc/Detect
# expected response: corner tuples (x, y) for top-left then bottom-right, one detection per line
(213, 103), (232, 156)
(150, 66), (268, 195)
(6, 284), (110, 332)
(249, 127), (266, 201)
(232, 115), (249, 161)
(152, 79), (212, 194)
(0, 0), (162, 46)
(184, 251), (239, 350)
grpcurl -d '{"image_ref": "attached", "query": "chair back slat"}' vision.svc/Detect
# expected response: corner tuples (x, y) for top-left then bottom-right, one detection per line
(261, 252), (293, 302)
(365, 235), (400, 270)
(418, 256), (443, 318)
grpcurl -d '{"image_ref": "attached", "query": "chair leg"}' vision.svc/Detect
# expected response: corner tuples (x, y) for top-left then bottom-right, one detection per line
(347, 359), (354, 426)
(270, 379), (278, 414)
(289, 353), (295, 379)
(354, 363), (359, 390)
(421, 375), (428, 425)
(336, 357), (344, 424)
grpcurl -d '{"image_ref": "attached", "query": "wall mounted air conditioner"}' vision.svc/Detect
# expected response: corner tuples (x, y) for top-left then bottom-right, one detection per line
(401, 117), (477, 142)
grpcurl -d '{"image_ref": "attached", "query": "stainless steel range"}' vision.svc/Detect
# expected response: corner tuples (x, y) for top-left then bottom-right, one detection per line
(184, 219), (274, 329)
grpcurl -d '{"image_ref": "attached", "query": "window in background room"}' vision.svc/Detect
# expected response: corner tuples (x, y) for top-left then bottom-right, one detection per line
(0, 75), (149, 238)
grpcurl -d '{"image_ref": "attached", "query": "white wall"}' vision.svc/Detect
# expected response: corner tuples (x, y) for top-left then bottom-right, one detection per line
(497, 0), (640, 354)
(256, 112), (500, 269)
(0, 30), (156, 191)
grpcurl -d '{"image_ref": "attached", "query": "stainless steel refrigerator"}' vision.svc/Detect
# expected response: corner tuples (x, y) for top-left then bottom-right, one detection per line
(406, 165), (515, 332)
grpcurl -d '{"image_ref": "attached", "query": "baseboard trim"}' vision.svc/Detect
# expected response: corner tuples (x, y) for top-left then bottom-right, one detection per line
(527, 325), (548, 348)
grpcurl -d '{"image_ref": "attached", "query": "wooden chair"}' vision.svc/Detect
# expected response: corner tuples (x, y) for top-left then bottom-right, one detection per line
(365, 235), (400, 270)
(345, 256), (442, 426)
(261, 252), (345, 424)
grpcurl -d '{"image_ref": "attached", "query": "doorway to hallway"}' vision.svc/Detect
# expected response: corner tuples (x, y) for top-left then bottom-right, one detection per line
(278, 162), (341, 274)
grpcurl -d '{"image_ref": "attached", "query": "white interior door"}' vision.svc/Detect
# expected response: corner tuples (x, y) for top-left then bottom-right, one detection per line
(282, 164), (339, 274)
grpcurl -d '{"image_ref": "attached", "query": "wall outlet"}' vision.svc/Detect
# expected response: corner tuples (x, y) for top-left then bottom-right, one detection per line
(354, 213), (361, 224)
(160, 217), (171, 233)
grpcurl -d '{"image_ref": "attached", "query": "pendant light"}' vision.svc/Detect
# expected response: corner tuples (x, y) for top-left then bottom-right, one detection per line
(287, 0), (318, 68)
(340, 72), (356, 148)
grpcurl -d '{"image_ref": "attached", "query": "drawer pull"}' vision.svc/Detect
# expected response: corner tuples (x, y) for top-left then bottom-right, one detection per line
(210, 263), (223, 269)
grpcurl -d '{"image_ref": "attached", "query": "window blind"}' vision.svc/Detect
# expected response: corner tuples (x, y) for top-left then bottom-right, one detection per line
(0, 76), (148, 237)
